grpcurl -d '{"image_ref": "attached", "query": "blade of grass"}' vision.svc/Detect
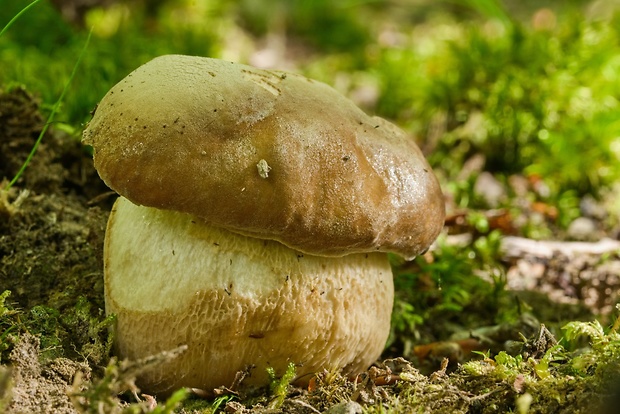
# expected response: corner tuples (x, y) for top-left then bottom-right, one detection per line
(450, 0), (513, 26)
(4, 28), (93, 191)
(0, 0), (42, 38)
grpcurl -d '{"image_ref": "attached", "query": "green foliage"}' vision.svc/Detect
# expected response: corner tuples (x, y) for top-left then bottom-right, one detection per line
(420, 14), (620, 198)
(207, 394), (236, 413)
(27, 305), (64, 360)
(461, 0), (512, 24)
(563, 319), (607, 343)
(0, 0), (41, 38)
(390, 300), (425, 344)
(4, 24), (92, 190)
(0, 291), (19, 360)
(455, 320), (620, 413)
(0, 0), (222, 126)
(58, 297), (116, 364)
(390, 232), (507, 347)
(150, 389), (189, 414)
(267, 362), (296, 409)
(235, 0), (375, 53)
(562, 312), (620, 384)
(493, 350), (522, 368)
(372, 45), (427, 128)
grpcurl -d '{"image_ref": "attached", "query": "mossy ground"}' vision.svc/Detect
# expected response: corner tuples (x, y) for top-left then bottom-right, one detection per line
(2, 1), (620, 413)
(0, 82), (619, 414)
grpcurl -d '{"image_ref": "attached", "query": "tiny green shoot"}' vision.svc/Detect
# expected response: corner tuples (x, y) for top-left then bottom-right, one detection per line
(267, 362), (296, 409)
(150, 388), (189, 414)
(209, 394), (236, 413)
(0, 0), (41, 38)
(2, 10), (92, 191)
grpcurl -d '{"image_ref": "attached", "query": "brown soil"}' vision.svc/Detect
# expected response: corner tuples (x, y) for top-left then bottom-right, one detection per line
(0, 86), (113, 413)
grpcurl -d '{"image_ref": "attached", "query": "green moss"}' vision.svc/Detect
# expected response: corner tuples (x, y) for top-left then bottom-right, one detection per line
(235, 0), (374, 54)
(419, 14), (620, 198)
(0, 290), (18, 361)
(267, 362), (296, 409)
(0, 290), (113, 366)
(390, 232), (509, 353)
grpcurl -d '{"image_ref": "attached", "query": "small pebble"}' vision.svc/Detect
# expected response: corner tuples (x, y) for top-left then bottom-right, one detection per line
(323, 401), (363, 414)
(474, 172), (506, 207)
(567, 217), (598, 241)
(580, 195), (607, 220)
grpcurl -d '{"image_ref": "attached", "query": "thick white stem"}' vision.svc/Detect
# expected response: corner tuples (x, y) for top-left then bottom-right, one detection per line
(105, 196), (394, 394)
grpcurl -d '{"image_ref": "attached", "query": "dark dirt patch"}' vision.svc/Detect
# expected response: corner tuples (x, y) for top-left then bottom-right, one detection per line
(0, 86), (111, 311)
(0, 86), (107, 199)
(1, 86), (114, 413)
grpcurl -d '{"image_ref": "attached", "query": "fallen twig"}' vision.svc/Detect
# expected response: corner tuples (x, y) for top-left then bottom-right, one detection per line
(500, 236), (620, 260)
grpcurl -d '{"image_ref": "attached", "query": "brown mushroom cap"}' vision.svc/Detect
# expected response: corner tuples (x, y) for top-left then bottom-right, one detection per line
(83, 55), (444, 259)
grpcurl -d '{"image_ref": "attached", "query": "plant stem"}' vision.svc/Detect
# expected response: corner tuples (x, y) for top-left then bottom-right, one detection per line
(0, 0), (42, 38)
(4, 28), (93, 191)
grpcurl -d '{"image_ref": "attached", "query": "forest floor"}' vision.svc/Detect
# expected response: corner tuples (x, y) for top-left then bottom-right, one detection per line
(2, 70), (620, 413)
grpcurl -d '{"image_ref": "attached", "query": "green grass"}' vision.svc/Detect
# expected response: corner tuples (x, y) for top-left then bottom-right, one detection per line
(427, 15), (620, 194)
(0, 0), (41, 38)
(1, 0), (92, 190)
(0, 0), (223, 127)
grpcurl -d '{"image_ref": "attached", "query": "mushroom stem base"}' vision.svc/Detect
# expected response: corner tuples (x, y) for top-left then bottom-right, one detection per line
(105, 196), (394, 394)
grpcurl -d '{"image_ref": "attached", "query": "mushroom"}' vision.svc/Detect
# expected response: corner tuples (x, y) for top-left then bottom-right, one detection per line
(82, 55), (445, 394)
